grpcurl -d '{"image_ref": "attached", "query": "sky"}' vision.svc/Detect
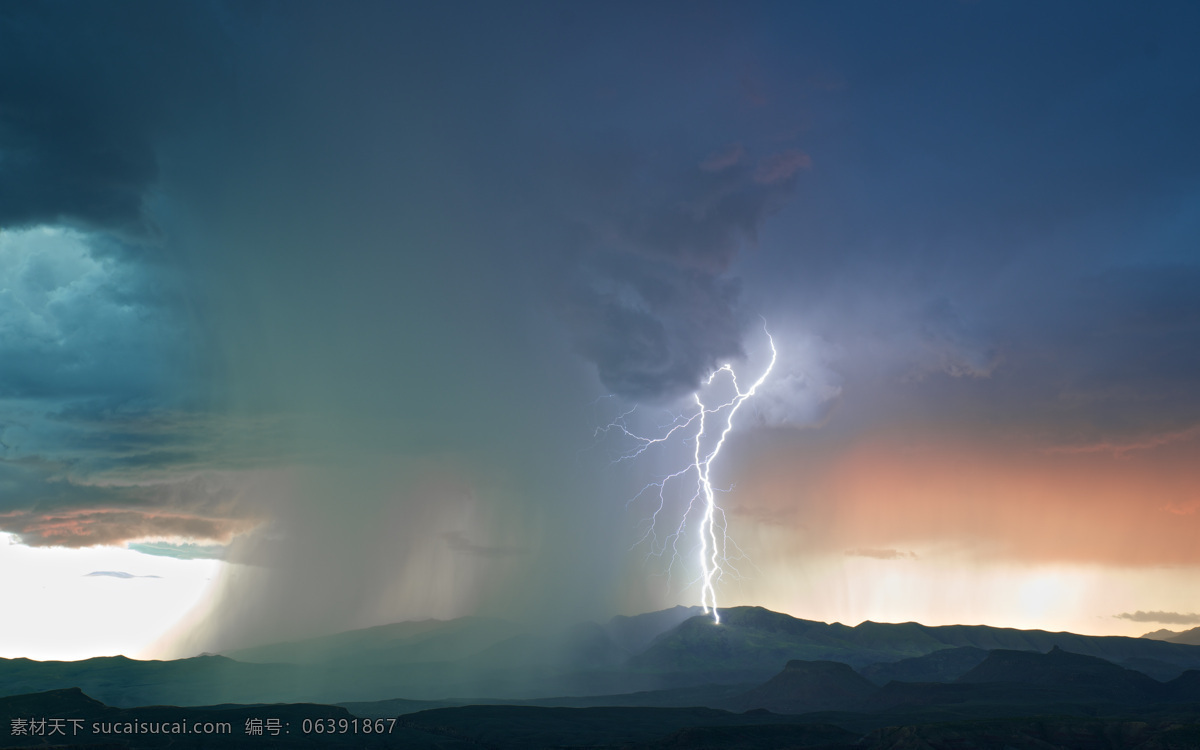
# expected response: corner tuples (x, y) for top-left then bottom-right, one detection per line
(1, 0), (1198, 660)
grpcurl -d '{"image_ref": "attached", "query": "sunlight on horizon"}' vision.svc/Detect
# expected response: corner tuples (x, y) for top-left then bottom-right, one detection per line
(720, 549), (1200, 639)
(0, 535), (225, 661)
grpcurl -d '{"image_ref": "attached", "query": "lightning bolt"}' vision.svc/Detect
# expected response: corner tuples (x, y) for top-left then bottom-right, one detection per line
(599, 327), (777, 624)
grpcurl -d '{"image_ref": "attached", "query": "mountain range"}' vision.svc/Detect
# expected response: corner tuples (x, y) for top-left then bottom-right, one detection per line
(4, 607), (1200, 748)
(5, 606), (1200, 707)
(3, 646), (1200, 749)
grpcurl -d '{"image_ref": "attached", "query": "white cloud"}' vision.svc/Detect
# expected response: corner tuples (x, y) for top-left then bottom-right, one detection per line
(1115, 610), (1200, 625)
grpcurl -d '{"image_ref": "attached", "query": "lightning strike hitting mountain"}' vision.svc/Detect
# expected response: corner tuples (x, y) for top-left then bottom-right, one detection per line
(600, 328), (778, 623)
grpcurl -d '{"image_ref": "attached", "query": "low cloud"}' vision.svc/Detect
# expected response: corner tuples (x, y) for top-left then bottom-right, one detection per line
(129, 541), (227, 560)
(1047, 425), (1200, 458)
(1163, 499), (1200, 516)
(0, 460), (261, 548)
(1, 506), (256, 548)
(1115, 611), (1200, 625)
(84, 571), (161, 579)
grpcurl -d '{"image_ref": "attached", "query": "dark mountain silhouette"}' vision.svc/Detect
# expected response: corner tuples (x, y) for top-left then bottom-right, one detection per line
(956, 646), (1165, 703)
(863, 678), (1073, 716)
(1119, 655), (1191, 682)
(1169, 627), (1200, 645)
(630, 606), (1200, 680)
(603, 605), (706, 654)
(338, 683), (756, 718)
(730, 660), (877, 713)
(0, 686), (107, 717)
(858, 716), (1200, 750)
(627, 607), (943, 678)
(910, 621), (1200, 666)
(859, 646), (990, 685)
(223, 615), (521, 666)
(6, 606), (1200, 709)
(637, 722), (861, 749)
(1143, 627), (1180, 639)
(719, 646), (1200, 723)
(1142, 625), (1200, 646)
(394, 704), (859, 750)
(0, 655), (310, 707)
(472, 620), (629, 671)
(7, 652), (1200, 750)
(1164, 669), (1200, 701)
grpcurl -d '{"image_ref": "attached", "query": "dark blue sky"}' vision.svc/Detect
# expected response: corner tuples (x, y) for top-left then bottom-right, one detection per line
(2, 1), (1198, 650)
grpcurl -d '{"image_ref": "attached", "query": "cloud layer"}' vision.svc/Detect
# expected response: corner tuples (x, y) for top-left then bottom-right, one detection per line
(1116, 611), (1200, 626)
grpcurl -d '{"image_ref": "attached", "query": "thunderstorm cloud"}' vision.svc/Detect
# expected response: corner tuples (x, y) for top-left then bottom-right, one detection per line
(2, 0), (1199, 650)
(556, 143), (810, 401)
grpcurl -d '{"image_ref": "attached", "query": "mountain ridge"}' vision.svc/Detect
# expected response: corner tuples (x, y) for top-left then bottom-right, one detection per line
(5, 606), (1200, 707)
(1141, 625), (1200, 646)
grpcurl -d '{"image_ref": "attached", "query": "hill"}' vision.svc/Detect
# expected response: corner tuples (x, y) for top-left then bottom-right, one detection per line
(1142, 625), (1200, 646)
(859, 646), (990, 685)
(730, 660), (877, 713)
(956, 646), (1165, 703)
(223, 615), (521, 665)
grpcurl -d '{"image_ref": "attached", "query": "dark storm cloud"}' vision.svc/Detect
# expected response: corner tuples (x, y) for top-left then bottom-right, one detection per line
(0, 236), (274, 547)
(0, 0), (306, 560)
(558, 144), (811, 400)
(560, 261), (743, 400)
(937, 261), (1200, 441)
(1058, 265), (1200, 397)
(0, 228), (194, 403)
(739, 1), (1200, 442)
(0, 3), (257, 549)
(0, 1), (232, 234)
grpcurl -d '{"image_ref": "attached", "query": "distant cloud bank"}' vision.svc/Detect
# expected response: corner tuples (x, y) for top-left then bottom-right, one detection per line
(1115, 611), (1200, 625)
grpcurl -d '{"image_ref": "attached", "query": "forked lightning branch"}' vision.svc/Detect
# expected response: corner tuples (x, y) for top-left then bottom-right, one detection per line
(598, 328), (777, 624)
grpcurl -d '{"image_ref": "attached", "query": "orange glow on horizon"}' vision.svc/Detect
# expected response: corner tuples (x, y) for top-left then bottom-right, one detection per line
(731, 426), (1200, 567)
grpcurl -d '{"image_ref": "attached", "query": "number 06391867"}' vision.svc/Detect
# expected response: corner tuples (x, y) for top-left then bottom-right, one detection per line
(301, 718), (396, 734)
